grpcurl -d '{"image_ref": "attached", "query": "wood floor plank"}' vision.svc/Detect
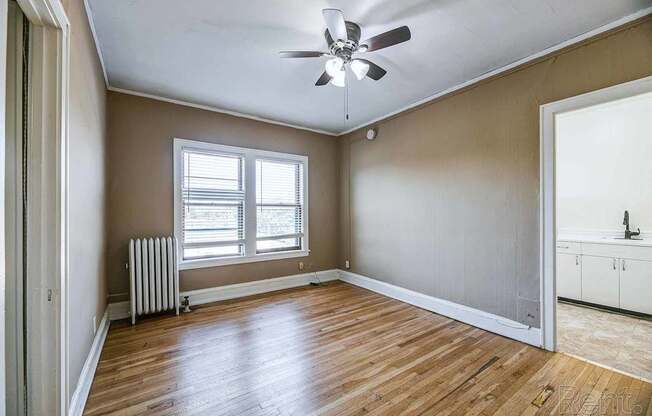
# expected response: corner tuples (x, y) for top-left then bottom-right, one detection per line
(84, 281), (652, 416)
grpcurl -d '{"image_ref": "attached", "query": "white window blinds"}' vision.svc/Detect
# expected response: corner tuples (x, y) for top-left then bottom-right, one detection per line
(175, 139), (308, 268)
(256, 159), (304, 253)
(181, 150), (245, 260)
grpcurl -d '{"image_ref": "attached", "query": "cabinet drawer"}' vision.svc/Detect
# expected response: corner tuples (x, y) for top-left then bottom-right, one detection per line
(556, 241), (581, 254)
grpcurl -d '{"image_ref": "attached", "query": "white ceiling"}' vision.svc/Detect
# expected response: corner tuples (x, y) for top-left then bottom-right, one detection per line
(87, 0), (652, 135)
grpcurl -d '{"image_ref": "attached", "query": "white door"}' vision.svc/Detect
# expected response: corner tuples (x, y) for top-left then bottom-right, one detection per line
(581, 255), (620, 308)
(620, 258), (652, 314)
(557, 253), (581, 300)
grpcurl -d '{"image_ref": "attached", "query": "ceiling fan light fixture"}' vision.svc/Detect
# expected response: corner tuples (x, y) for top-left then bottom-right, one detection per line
(351, 59), (370, 80)
(325, 57), (344, 77)
(279, 9), (410, 88)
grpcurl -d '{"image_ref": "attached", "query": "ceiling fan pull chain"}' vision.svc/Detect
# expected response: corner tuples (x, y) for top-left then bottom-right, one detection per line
(345, 80), (350, 122)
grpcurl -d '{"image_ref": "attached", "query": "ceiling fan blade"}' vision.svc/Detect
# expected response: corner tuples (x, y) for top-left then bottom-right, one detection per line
(279, 51), (326, 58)
(322, 9), (348, 41)
(355, 59), (387, 80)
(324, 29), (334, 47)
(315, 71), (332, 86)
(361, 26), (411, 52)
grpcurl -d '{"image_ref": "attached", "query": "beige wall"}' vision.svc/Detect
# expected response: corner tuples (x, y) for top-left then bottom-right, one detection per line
(106, 92), (339, 297)
(63, 0), (108, 401)
(338, 17), (652, 327)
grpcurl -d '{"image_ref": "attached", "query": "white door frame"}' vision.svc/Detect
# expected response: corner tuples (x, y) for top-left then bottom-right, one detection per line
(2, 0), (70, 414)
(539, 74), (652, 352)
(0, 1), (8, 412)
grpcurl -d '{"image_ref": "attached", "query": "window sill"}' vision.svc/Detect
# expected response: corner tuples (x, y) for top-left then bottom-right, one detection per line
(179, 250), (310, 270)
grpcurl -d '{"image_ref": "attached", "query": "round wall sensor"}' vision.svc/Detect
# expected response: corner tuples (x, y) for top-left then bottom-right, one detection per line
(366, 128), (377, 140)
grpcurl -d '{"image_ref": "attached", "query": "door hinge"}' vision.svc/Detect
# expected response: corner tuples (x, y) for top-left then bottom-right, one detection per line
(47, 289), (53, 302)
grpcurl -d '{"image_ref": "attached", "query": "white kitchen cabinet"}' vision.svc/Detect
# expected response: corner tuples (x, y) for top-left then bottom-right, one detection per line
(557, 253), (581, 300)
(557, 238), (652, 314)
(620, 258), (652, 314)
(581, 255), (620, 308)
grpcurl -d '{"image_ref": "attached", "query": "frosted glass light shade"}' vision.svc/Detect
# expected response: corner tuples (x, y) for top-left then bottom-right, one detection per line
(350, 59), (369, 80)
(325, 57), (344, 77)
(330, 70), (345, 87)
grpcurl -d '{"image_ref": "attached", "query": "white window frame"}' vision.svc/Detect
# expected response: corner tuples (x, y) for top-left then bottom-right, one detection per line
(174, 138), (309, 270)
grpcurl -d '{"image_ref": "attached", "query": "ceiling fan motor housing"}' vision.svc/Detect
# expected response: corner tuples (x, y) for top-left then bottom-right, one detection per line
(325, 21), (361, 63)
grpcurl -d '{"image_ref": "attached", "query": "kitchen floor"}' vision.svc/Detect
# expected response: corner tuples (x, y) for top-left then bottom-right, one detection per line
(557, 301), (652, 381)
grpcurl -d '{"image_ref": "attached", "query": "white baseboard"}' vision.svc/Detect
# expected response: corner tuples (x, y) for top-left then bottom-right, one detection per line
(107, 301), (130, 321)
(69, 308), (110, 416)
(107, 270), (339, 319)
(338, 270), (542, 348)
(182, 269), (339, 306)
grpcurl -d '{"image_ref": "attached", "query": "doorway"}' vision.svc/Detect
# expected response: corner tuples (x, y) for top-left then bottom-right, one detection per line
(540, 75), (652, 382)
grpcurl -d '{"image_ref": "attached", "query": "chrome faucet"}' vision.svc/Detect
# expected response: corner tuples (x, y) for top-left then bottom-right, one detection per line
(623, 210), (641, 239)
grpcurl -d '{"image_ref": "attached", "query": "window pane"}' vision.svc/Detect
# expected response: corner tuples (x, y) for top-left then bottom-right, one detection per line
(184, 203), (243, 244)
(256, 206), (301, 238)
(256, 159), (301, 205)
(182, 149), (244, 260)
(184, 151), (241, 191)
(257, 238), (300, 253)
(256, 159), (304, 253)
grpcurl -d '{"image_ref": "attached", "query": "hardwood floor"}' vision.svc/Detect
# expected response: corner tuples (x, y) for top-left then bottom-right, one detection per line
(85, 281), (652, 415)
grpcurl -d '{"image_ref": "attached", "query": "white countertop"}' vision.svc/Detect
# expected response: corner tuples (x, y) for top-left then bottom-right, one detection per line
(558, 233), (652, 247)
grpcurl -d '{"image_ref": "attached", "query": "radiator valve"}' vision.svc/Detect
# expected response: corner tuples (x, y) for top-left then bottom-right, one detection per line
(182, 296), (191, 313)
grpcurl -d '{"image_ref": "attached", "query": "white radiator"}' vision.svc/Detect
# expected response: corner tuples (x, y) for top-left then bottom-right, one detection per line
(128, 237), (180, 325)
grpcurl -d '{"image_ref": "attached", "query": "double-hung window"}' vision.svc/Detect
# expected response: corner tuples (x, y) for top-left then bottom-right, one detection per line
(256, 159), (304, 253)
(174, 139), (308, 269)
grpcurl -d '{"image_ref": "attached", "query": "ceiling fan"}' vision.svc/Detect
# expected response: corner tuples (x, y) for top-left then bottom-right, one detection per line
(279, 9), (411, 87)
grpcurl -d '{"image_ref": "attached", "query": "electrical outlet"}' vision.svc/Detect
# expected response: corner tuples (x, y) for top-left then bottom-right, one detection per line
(345, 260), (350, 269)
(298, 261), (304, 271)
(92, 316), (97, 335)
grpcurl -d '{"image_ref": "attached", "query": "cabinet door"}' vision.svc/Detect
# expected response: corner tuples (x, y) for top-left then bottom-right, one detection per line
(620, 259), (652, 314)
(557, 253), (581, 300)
(581, 255), (619, 308)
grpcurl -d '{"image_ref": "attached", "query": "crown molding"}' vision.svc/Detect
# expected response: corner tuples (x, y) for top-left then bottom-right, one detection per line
(107, 86), (339, 136)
